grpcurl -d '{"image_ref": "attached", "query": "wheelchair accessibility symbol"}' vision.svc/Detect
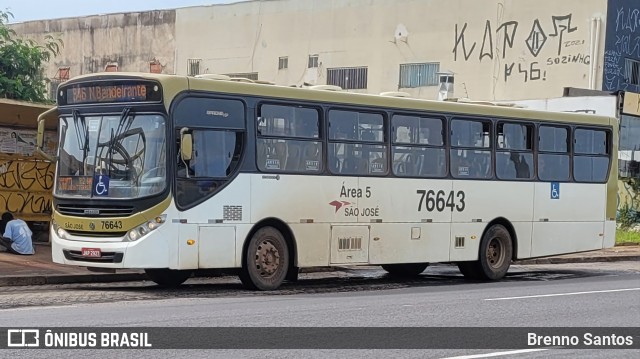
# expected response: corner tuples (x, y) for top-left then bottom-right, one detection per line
(93, 175), (110, 197)
(550, 182), (560, 200)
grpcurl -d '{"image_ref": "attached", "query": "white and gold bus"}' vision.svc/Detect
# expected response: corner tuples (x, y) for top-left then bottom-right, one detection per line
(36, 73), (618, 290)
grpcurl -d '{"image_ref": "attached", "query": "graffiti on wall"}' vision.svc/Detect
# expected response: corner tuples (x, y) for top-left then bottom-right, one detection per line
(603, 0), (640, 92)
(453, 13), (590, 84)
(0, 160), (54, 219)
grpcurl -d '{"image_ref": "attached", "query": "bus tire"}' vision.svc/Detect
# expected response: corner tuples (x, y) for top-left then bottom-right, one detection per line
(381, 263), (429, 277)
(240, 226), (289, 291)
(457, 262), (481, 280)
(479, 224), (512, 280)
(458, 224), (512, 280)
(145, 269), (192, 287)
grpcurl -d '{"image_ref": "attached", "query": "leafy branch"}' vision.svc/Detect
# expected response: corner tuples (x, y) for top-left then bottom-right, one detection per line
(0, 9), (64, 103)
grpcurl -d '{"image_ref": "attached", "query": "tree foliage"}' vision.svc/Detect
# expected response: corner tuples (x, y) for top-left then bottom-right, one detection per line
(0, 10), (63, 103)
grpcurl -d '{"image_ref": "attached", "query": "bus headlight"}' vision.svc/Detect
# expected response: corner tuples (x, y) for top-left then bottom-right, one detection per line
(52, 221), (69, 240)
(124, 215), (166, 242)
(57, 227), (69, 240)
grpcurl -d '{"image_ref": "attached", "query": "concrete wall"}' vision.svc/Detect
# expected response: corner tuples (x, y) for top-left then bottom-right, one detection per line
(10, 10), (176, 81)
(175, 0), (607, 101)
(9, 0), (609, 101)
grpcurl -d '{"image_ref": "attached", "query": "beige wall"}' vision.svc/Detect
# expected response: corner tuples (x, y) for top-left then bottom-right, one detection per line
(10, 10), (176, 82)
(176, 0), (608, 101)
(10, 0), (609, 102)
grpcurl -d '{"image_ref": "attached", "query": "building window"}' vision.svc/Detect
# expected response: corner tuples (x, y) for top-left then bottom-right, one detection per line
(225, 72), (259, 81)
(308, 55), (319, 68)
(278, 56), (288, 70)
(399, 62), (440, 88)
(327, 66), (368, 90)
(625, 58), (640, 86)
(187, 59), (201, 76)
(105, 62), (118, 72)
(150, 60), (162, 74)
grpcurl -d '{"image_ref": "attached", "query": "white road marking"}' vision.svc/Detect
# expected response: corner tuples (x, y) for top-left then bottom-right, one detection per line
(485, 287), (640, 301)
(440, 348), (548, 359)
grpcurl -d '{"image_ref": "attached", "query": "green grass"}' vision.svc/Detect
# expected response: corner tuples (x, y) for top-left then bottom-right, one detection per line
(616, 229), (640, 245)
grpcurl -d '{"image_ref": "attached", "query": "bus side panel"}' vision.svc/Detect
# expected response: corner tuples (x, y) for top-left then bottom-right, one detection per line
(451, 181), (534, 260)
(531, 222), (604, 257)
(289, 224), (330, 267)
(180, 175), (252, 225)
(533, 183), (606, 222)
(603, 220), (616, 248)
(358, 178), (453, 224)
(368, 223), (450, 264)
(251, 174), (356, 224)
(177, 223), (199, 269)
(531, 182), (605, 257)
(198, 226), (236, 268)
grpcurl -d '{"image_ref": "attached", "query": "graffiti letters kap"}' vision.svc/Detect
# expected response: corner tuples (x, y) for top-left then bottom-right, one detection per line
(453, 13), (589, 83)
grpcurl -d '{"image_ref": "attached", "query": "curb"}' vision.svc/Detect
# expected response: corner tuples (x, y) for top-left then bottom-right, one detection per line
(515, 255), (640, 265)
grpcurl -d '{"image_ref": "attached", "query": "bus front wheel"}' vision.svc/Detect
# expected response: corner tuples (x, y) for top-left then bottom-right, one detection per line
(381, 263), (429, 277)
(240, 226), (289, 291)
(145, 269), (192, 287)
(458, 224), (512, 280)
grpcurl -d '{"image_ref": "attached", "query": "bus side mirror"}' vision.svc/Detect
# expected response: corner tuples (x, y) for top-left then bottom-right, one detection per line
(35, 107), (57, 162)
(180, 129), (193, 161)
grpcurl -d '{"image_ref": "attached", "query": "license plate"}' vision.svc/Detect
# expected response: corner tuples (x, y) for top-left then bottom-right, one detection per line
(81, 248), (102, 257)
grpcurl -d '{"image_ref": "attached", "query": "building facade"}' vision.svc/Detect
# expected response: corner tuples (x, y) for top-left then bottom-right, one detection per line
(8, 0), (640, 100)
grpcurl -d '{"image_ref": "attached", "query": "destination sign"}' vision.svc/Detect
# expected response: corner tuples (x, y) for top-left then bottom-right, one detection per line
(59, 81), (162, 106)
(57, 176), (93, 196)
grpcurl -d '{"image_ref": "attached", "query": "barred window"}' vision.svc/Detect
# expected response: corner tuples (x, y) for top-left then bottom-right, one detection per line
(187, 59), (201, 76)
(625, 58), (640, 86)
(399, 63), (440, 88)
(327, 67), (368, 90)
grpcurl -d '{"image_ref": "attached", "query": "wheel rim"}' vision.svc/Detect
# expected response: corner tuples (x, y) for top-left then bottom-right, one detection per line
(486, 236), (506, 269)
(254, 239), (281, 278)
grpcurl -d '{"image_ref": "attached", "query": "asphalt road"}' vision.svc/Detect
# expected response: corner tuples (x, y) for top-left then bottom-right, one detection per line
(0, 261), (638, 358)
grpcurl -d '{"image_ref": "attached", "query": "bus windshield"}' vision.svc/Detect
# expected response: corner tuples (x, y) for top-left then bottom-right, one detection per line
(55, 112), (167, 199)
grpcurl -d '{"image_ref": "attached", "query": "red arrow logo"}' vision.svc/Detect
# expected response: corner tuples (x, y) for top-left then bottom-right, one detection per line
(329, 200), (351, 213)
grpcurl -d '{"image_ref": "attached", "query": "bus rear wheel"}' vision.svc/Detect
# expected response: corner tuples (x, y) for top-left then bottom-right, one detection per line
(458, 224), (513, 280)
(145, 269), (192, 287)
(240, 226), (289, 291)
(381, 263), (429, 277)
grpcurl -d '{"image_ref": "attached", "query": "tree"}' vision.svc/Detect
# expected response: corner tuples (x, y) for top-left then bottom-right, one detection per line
(0, 10), (63, 103)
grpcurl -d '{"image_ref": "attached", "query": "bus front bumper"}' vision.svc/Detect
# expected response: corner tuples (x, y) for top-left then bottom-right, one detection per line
(51, 230), (171, 269)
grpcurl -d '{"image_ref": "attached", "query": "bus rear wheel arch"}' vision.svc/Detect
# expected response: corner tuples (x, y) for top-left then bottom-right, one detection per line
(457, 223), (513, 281)
(239, 226), (290, 290)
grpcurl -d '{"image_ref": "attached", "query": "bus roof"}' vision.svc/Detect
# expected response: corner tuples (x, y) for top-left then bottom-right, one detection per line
(63, 72), (615, 127)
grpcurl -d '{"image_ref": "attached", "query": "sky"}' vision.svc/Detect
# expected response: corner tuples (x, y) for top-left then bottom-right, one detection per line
(2, 0), (242, 23)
